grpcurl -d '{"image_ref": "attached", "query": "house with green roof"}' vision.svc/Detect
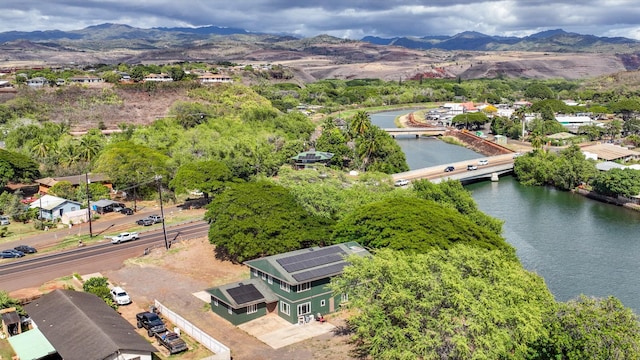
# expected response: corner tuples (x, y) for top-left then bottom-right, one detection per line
(206, 242), (369, 325)
(290, 150), (334, 170)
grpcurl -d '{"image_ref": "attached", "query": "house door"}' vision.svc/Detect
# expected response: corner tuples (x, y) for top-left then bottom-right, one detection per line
(266, 301), (277, 314)
(329, 297), (335, 312)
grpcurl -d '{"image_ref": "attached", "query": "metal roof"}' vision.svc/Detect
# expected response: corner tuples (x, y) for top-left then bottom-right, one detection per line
(8, 328), (58, 360)
(24, 289), (156, 360)
(206, 278), (278, 309)
(29, 195), (81, 211)
(244, 242), (370, 285)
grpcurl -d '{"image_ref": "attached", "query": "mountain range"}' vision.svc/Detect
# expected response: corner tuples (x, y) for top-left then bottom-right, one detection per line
(0, 24), (639, 53)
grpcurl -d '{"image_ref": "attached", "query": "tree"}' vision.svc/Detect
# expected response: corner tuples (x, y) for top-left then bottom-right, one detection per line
(331, 247), (556, 359)
(605, 120), (623, 139)
(48, 181), (76, 200)
(0, 290), (25, 315)
(169, 160), (233, 200)
(623, 118), (640, 135)
(525, 83), (555, 100)
(537, 295), (640, 360)
(93, 141), (171, 189)
(591, 168), (640, 198)
(609, 99), (640, 121)
(349, 110), (371, 138)
(83, 276), (117, 309)
(204, 181), (334, 262)
(332, 197), (513, 254)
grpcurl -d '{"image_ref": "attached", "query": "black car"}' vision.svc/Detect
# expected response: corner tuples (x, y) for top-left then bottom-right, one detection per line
(121, 208), (134, 215)
(136, 218), (154, 226)
(14, 245), (37, 254)
(444, 166), (455, 172)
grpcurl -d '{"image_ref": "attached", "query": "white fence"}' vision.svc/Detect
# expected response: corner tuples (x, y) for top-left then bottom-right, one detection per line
(154, 299), (231, 360)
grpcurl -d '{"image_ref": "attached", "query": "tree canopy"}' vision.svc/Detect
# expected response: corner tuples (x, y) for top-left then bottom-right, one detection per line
(332, 197), (513, 254)
(169, 160), (233, 199)
(331, 247), (556, 359)
(204, 180), (334, 262)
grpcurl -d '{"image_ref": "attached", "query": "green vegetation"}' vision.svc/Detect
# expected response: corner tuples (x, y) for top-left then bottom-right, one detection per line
(0, 290), (25, 315)
(82, 276), (117, 310)
(331, 248), (556, 359)
(591, 168), (640, 198)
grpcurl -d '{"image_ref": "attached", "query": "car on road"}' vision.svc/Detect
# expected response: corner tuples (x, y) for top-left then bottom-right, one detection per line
(394, 179), (410, 187)
(120, 207), (134, 215)
(1, 249), (24, 258)
(110, 232), (139, 244)
(14, 245), (37, 254)
(136, 218), (154, 226)
(478, 159), (489, 166)
(110, 286), (132, 305)
(444, 166), (455, 172)
(467, 164), (478, 171)
(0, 216), (9, 226)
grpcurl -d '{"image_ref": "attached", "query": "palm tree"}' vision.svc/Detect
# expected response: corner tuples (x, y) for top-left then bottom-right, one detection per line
(349, 111), (371, 139)
(76, 136), (103, 163)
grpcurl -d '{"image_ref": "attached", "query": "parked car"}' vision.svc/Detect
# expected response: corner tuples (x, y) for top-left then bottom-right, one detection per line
(1, 249), (24, 258)
(136, 311), (167, 337)
(0, 216), (9, 226)
(478, 159), (489, 165)
(112, 203), (126, 213)
(467, 164), (478, 171)
(394, 179), (410, 187)
(136, 218), (154, 226)
(14, 245), (37, 254)
(0, 250), (23, 258)
(121, 207), (134, 215)
(444, 166), (455, 172)
(148, 215), (163, 223)
(156, 331), (188, 355)
(110, 286), (132, 305)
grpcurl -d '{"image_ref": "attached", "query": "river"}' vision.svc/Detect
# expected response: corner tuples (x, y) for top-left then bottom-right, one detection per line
(371, 110), (640, 312)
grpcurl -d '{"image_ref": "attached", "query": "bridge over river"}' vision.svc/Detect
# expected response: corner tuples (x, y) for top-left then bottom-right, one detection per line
(392, 153), (516, 184)
(383, 127), (447, 137)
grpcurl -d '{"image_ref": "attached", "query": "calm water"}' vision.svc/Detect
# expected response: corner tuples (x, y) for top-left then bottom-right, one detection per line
(372, 110), (640, 311)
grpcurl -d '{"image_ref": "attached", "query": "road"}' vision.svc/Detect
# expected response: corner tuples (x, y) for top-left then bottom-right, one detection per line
(0, 221), (209, 292)
(393, 153), (517, 182)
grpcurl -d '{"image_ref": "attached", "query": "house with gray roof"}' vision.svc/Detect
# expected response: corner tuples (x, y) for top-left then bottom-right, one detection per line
(24, 289), (156, 360)
(290, 151), (334, 169)
(207, 242), (370, 325)
(29, 195), (82, 221)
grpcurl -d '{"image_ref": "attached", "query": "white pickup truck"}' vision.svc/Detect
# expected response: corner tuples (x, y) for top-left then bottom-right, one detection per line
(110, 232), (139, 244)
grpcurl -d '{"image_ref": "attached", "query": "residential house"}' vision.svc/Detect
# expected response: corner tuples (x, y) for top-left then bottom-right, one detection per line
(207, 242), (370, 325)
(29, 195), (82, 221)
(68, 75), (103, 84)
(143, 73), (173, 82)
(580, 143), (640, 162)
(198, 73), (233, 84)
(291, 151), (334, 170)
(35, 173), (112, 194)
(23, 289), (156, 360)
(27, 77), (48, 87)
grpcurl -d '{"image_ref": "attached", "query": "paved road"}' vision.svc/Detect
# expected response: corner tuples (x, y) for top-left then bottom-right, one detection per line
(393, 153), (516, 182)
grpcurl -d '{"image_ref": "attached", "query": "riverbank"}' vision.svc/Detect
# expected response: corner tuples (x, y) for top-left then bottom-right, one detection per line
(575, 188), (640, 213)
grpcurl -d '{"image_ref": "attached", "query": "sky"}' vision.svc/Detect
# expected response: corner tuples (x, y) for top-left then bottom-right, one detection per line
(2, 1), (640, 40)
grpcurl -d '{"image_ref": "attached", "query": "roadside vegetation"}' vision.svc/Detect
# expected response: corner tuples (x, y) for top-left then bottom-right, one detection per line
(1, 65), (640, 358)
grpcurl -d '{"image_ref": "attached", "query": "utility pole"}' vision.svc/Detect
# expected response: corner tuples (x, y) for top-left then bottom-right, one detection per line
(86, 173), (92, 237)
(155, 175), (169, 249)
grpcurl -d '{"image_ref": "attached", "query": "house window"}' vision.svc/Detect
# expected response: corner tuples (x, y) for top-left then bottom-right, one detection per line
(261, 272), (266, 281)
(280, 281), (290, 292)
(247, 304), (258, 314)
(320, 299), (326, 307)
(280, 301), (290, 316)
(252, 269), (258, 277)
(297, 302), (311, 316)
(228, 306), (232, 315)
(298, 282), (311, 292)
(267, 275), (273, 284)
(341, 293), (349, 302)
(213, 298), (218, 307)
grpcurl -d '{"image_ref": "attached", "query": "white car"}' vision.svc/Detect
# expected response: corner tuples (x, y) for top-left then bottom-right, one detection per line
(478, 159), (488, 166)
(110, 286), (132, 305)
(394, 179), (410, 187)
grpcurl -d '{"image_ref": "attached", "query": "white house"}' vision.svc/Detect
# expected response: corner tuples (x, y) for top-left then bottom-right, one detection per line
(29, 195), (82, 221)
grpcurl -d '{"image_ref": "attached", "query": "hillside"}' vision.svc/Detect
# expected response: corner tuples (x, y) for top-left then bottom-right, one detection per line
(1, 24), (640, 82)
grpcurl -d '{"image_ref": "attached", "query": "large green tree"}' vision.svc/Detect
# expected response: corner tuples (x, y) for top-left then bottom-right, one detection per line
(205, 181), (334, 262)
(332, 197), (512, 254)
(331, 247), (556, 359)
(537, 295), (640, 360)
(591, 168), (640, 198)
(93, 141), (171, 189)
(169, 160), (233, 200)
